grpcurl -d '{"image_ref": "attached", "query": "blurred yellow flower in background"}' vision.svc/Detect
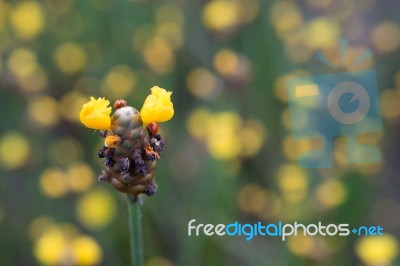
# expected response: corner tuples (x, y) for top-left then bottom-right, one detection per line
(9, 1), (45, 40)
(380, 90), (400, 120)
(202, 0), (259, 32)
(140, 86), (174, 125)
(80, 97), (112, 130)
(305, 17), (340, 49)
(370, 21), (400, 54)
(71, 236), (102, 265)
(270, 0), (303, 35)
(32, 220), (103, 266)
(202, 0), (239, 32)
(101, 65), (137, 99)
(76, 189), (116, 229)
(67, 163), (95, 193)
(7, 48), (49, 92)
(186, 67), (220, 100)
(39, 168), (69, 198)
(276, 164), (309, 203)
(186, 109), (267, 160)
(54, 42), (87, 74)
(206, 112), (242, 160)
(213, 49), (240, 78)
(315, 178), (347, 209)
(240, 120), (267, 158)
(8, 48), (38, 78)
(186, 108), (211, 140)
(156, 22), (184, 50)
(28, 95), (60, 127)
(142, 37), (175, 74)
(356, 235), (399, 265)
(39, 163), (95, 198)
(0, 132), (30, 170)
(34, 226), (69, 265)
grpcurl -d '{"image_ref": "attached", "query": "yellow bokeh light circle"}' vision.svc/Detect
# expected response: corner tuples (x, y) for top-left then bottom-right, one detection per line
(186, 108), (211, 140)
(142, 37), (175, 74)
(0, 132), (30, 170)
(28, 95), (60, 127)
(156, 22), (183, 50)
(270, 0), (303, 34)
(101, 65), (137, 99)
(186, 67), (219, 100)
(356, 235), (399, 265)
(276, 164), (309, 202)
(71, 236), (103, 266)
(206, 112), (242, 160)
(32, 220), (103, 266)
(8, 48), (38, 79)
(213, 49), (240, 78)
(240, 119), (267, 157)
(54, 42), (87, 74)
(39, 163), (95, 198)
(39, 168), (69, 198)
(9, 1), (45, 40)
(202, 0), (239, 32)
(67, 163), (95, 193)
(76, 189), (116, 229)
(315, 179), (347, 208)
(305, 17), (341, 49)
(370, 21), (400, 54)
(34, 226), (68, 265)
(380, 90), (400, 120)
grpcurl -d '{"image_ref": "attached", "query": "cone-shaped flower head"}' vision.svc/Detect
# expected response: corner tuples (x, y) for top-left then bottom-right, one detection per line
(80, 97), (112, 130)
(78, 87), (174, 200)
(140, 86), (174, 125)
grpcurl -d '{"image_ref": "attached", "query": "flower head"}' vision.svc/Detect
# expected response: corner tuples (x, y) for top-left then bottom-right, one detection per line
(140, 86), (174, 125)
(79, 97), (112, 130)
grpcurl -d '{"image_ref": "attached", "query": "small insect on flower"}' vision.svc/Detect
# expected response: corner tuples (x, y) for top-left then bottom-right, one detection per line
(105, 135), (121, 148)
(114, 99), (127, 109)
(147, 122), (159, 135)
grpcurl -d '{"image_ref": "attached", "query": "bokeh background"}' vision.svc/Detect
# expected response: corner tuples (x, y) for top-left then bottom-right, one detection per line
(1, 0), (400, 265)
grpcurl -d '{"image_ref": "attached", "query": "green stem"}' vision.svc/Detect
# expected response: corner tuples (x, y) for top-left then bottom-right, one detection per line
(127, 196), (145, 266)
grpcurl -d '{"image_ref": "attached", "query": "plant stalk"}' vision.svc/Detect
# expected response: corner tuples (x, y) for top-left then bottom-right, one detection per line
(127, 196), (145, 266)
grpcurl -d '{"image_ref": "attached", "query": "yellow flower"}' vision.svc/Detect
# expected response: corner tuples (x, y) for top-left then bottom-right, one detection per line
(140, 86), (174, 125)
(79, 97), (111, 130)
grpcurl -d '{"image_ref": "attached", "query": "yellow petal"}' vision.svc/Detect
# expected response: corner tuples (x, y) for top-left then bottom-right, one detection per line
(140, 86), (174, 125)
(79, 97), (111, 130)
